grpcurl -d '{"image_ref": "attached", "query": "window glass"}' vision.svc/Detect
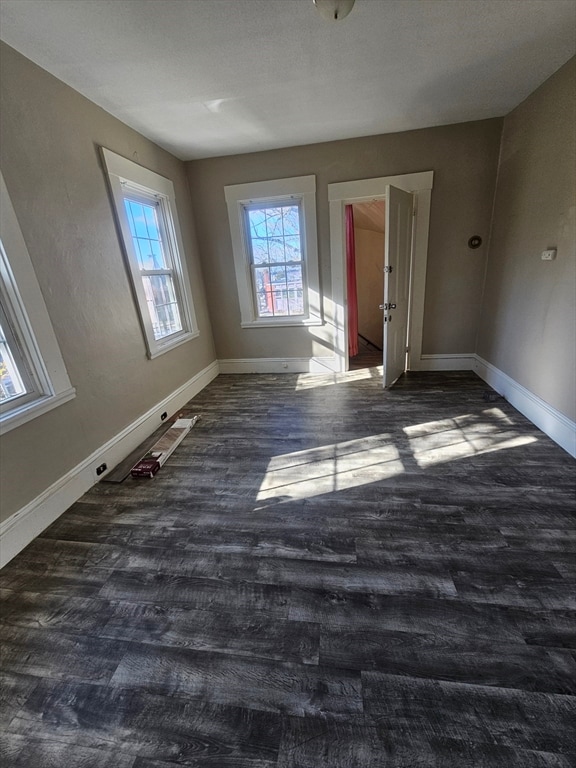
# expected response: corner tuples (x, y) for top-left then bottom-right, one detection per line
(0, 318), (28, 403)
(245, 203), (305, 319)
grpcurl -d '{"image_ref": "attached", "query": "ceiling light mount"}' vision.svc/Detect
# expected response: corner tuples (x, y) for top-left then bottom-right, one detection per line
(313, 0), (356, 22)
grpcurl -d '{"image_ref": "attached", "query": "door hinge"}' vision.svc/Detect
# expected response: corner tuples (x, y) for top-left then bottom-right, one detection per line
(384, 265), (393, 273)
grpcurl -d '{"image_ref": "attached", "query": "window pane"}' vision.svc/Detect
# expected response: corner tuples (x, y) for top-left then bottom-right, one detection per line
(136, 238), (157, 270)
(270, 265), (287, 286)
(0, 324), (28, 402)
(254, 267), (273, 317)
(142, 274), (183, 339)
(125, 200), (148, 239)
(124, 198), (168, 270)
(269, 266), (287, 316)
(282, 206), (300, 235)
(246, 204), (301, 261)
(285, 235), (301, 261)
(288, 289), (304, 315)
(265, 209), (283, 238)
(143, 205), (160, 240)
(150, 240), (164, 269)
(268, 238), (286, 263)
(272, 289), (289, 316)
(248, 209), (267, 238)
(287, 264), (304, 316)
(251, 239), (269, 265)
(286, 264), (304, 315)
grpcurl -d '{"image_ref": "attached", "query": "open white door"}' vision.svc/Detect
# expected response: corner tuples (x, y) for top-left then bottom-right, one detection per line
(382, 185), (413, 388)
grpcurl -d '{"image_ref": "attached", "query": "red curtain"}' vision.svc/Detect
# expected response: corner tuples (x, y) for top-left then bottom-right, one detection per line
(346, 205), (359, 358)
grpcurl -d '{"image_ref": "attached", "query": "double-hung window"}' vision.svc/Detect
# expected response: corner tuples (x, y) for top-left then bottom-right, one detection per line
(101, 148), (198, 358)
(0, 172), (75, 433)
(225, 176), (321, 328)
(0, 299), (37, 409)
(244, 202), (306, 319)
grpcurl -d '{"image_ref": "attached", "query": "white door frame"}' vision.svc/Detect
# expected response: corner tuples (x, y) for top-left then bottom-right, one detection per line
(327, 171), (434, 373)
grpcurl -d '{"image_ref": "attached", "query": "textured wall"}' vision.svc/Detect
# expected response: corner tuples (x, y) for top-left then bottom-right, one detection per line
(187, 118), (502, 361)
(477, 58), (576, 420)
(0, 43), (216, 522)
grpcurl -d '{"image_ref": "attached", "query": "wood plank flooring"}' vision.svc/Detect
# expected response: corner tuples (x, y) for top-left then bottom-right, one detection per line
(1, 370), (575, 767)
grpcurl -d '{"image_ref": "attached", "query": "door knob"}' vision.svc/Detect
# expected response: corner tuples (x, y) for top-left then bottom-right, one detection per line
(379, 303), (397, 310)
(389, 303), (397, 309)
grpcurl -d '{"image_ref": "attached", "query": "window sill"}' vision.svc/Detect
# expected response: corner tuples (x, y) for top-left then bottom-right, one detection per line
(147, 330), (200, 359)
(0, 387), (76, 435)
(240, 318), (323, 329)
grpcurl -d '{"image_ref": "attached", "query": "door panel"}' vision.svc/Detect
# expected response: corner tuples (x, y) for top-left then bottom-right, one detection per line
(383, 185), (413, 388)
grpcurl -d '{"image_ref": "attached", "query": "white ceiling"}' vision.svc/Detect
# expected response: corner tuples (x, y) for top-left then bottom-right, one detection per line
(1, 0), (575, 160)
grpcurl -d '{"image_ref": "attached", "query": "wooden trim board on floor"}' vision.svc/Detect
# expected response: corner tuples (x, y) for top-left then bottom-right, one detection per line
(132, 417), (199, 478)
(103, 412), (199, 482)
(103, 421), (174, 482)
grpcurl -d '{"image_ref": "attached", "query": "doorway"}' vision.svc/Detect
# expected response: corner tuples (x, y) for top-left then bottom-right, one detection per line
(327, 171), (434, 376)
(348, 199), (386, 370)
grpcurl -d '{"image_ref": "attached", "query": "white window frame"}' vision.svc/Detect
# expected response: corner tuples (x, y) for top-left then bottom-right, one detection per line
(0, 172), (75, 435)
(225, 175), (322, 328)
(101, 148), (199, 358)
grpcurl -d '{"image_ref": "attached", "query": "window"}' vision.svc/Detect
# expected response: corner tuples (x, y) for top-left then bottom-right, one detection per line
(245, 203), (306, 319)
(101, 148), (198, 358)
(0, 300), (38, 409)
(0, 172), (75, 434)
(225, 176), (321, 328)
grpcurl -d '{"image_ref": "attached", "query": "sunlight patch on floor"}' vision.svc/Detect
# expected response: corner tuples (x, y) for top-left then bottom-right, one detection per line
(404, 410), (537, 468)
(295, 367), (382, 390)
(258, 434), (403, 501)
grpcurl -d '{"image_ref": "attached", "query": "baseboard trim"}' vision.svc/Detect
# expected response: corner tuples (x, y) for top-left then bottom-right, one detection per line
(473, 355), (576, 458)
(0, 360), (219, 568)
(218, 357), (337, 374)
(415, 354), (476, 371)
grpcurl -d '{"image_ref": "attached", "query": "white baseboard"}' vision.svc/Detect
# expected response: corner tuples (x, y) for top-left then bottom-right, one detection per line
(0, 360), (219, 568)
(415, 354), (476, 371)
(474, 355), (576, 458)
(218, 357), (337, 374)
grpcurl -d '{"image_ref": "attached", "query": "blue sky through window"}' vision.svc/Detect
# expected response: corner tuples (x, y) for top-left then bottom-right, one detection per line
(124, 199), (166, 270)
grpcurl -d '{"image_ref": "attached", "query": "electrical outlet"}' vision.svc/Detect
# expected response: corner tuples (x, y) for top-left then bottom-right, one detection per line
(96, 463), (107, 476)
(161, 412), (168, 421)
(541, 249), (557, 261)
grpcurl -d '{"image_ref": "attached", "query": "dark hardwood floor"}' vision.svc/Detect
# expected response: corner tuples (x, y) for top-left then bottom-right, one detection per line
(349, 349), (382, 370)
(1, 370), (575, 767)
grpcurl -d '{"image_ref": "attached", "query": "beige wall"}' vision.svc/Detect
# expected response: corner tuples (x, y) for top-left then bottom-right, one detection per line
(354, 227), (384, 349)
(0, 43), (216, 522)
(477, 57), (576, 421)
(187, 119), (502, 361)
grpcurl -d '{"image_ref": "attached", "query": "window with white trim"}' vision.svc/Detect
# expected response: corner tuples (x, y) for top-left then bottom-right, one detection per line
(225, 176), (322, 328)
(101, 148), (199, 358)
(0, 299), (37, 409)
(0, 172), (75, 434)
